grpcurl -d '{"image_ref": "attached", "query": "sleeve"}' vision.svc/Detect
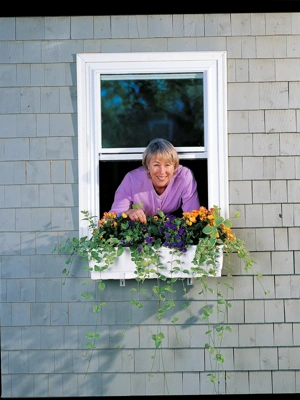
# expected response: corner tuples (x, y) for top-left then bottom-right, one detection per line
(109, 173), (133, 214)
(180, 168), (200, 212)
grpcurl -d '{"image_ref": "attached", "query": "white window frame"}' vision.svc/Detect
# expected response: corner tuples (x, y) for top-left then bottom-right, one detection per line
(76, 52), (228, 238)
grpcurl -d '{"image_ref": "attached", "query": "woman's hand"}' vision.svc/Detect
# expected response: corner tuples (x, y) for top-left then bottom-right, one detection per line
(125, 208), (147, 224)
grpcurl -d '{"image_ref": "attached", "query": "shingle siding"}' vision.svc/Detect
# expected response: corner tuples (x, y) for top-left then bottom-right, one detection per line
(1, 13), (300, 396)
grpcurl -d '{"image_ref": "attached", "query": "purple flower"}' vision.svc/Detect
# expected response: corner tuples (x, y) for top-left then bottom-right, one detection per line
(145, 235), (154, 244)
(178, 226), (185, 235)
(165, 221), (177, 230)
(166, 214), (177, 221)
(121, 239), (132, 247)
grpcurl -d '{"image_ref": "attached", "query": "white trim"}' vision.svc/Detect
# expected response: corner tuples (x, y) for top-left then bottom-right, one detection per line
(101, 72), (203, 80)
(99, 146), (206, 155)
(99, 152), (208, 161)
(77, 51), (228, 238)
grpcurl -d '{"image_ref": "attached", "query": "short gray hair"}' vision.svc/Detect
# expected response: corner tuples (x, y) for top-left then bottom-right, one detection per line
(142, 138), (179, 171)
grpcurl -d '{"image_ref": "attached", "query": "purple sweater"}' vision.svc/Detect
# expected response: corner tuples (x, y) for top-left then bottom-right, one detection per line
(110, 165), (200, 216)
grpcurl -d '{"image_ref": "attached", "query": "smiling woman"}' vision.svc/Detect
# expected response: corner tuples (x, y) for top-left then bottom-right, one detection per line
(147, 157), (174, 195)
(109, 138), (201, 221)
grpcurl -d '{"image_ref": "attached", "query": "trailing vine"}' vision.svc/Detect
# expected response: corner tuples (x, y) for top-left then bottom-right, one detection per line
(54, 205), (269, 394)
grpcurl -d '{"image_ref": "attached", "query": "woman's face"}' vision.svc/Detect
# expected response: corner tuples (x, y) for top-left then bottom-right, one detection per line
(148, 155), (175, 193)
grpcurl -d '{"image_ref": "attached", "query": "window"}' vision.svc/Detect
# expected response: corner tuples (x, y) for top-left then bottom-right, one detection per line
(76, 52), (228, 238)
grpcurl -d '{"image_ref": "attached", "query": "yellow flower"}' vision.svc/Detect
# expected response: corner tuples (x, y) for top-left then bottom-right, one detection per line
(122, 213), (127, 218)
(228, 233), (235, 241)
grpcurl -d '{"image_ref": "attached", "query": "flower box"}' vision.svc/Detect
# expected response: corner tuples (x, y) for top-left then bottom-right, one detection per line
(59, 206), (253, 287)
(90, 245), (223, 280)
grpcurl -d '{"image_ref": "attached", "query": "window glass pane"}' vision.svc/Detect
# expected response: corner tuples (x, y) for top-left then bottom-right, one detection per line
(100, 74), (204, 148)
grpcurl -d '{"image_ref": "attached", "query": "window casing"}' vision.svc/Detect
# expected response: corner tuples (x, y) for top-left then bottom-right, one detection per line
(76, 52), (228, 238)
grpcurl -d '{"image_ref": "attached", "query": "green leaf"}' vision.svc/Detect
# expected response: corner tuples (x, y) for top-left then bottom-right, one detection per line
(132, 202), (144, 210)
(98, 281), (106, 291)
(117, 247), (124, 257)
(223, 219), (232, 228)
(216, 353), (225, 363)
(203, 225), (213, 234)
(130, 299), (143, 308)
(157, 210), (165, 218)
(163, 285), (176, 293)
(215, 216), (224, 226)
(152, 332), (165, 348)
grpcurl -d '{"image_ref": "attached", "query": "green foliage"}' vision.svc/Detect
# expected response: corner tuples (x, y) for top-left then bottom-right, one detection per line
(152, 332), (165, 348)
(55, 204), (269, 395)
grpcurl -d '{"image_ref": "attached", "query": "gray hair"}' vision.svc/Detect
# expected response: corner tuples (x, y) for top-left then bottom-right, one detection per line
(142, 138), (179, 171)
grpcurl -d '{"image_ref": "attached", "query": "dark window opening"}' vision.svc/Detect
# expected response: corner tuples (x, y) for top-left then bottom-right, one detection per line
(99, 159), (207, 217)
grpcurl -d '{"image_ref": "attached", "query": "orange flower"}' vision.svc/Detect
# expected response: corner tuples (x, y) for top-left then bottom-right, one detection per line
(98, 211), (117, 227)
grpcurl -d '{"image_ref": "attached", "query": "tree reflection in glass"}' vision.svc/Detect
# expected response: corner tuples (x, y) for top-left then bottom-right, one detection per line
(100, 74), (204, 148)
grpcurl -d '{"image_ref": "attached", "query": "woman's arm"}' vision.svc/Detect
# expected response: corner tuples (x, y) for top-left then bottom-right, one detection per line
(109, 172), (147, 223)
(180, 167), (200, 212)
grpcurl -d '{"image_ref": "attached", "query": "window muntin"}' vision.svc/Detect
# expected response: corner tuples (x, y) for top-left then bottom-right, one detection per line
(76, 52), (228, 238)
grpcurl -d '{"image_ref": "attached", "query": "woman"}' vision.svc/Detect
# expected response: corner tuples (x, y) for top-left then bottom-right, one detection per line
(110, 138), (200, 223)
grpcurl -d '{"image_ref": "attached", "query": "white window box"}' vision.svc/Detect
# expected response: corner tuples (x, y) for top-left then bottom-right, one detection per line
(90, 245), (223, 280)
